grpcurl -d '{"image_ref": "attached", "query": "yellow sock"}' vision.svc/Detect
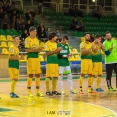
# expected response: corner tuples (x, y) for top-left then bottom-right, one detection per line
(96, 77), (101, 88)
(88, 77), (92, 90)
(79, 76), (84, 90)
(11, 80), (16, 93)
(91, 77), (94, 87)
(52, 78), (57, 92)
(35, 78), (40, 93)
(27, 77), (32, 93)
(45, 78), (50, 92)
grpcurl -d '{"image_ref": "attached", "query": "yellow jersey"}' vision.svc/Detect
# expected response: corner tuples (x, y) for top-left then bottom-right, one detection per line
(80, 41), (92, 59)
(8, 44), (19, 69)
(25, 36), (40, 59)
(45, 40), (58, 64)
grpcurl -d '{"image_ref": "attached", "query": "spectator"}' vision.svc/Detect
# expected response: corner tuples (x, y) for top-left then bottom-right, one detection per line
(92, 7), (101, 19)
(90, 34), (95, 42)
(70, 17), (82, 31)
(11, 15), (17, 29)
(21, 29), (29, 40)
(0, 8), (4, 19)
(79, 19), (85, 32)
(0, 1), (3, 8)
(37, 0), (43, 14)
(25, 9), (35, 25)
(55, 29), (60, 37)
(37, 22), (45, 34)
(98, 6), (103, 18)
(17, 14), (25, 30)
(10, 1), (19, 14)
(7, 24), (11, 30)
(18, 40), (25, 52)
(24, 20), (33, 32)
(46, 27), (51, 38)
(56, 38), (61, 44)
(0, 8), (4, 28)
(69, 4), (74, 16)
(101, 35), (105, 43)
(38, 27), (46, 39)
(2, 1), (11, 13)
(2, 14), (11, 30)
(25, 9), (33, 21)
(10, 10), (17, 21)
(74, 6), (78, 17)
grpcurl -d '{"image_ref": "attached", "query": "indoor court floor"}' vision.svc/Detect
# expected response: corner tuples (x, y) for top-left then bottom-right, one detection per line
(0, 76), (117, 117)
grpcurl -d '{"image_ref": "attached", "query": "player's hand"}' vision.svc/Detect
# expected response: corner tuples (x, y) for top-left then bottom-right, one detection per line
(38, 47), (43, 52)
(57, 47), (62, 52)
(67, 54), (72, 57)
(19, 55), (25, 60)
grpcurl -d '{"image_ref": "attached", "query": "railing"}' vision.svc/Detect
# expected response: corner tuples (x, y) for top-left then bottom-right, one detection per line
(58, 3), (71, 12)
(103, 6), (115, 13)
(42, 2), (58, 12)
(10, 0), (23, 10)
(88, 5), (102, 14)
(74, 4), (88, 13)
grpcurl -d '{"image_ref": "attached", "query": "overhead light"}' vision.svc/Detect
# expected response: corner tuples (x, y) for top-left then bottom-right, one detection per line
(92, 0), (95, 2)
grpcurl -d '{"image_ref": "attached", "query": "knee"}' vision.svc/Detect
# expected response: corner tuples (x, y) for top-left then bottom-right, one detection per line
(81, 74), (85, 77)
(35, 74), (40, 78)
(88, 74), (92, 77)
(68, 74), (72, 80)
(12, 79), (18, 81)
(29, 74), (33, 78)
(58, 74), (63, 81)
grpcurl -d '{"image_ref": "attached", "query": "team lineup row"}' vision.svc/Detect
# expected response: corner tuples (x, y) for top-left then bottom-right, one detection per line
(4, 26), (117, 98)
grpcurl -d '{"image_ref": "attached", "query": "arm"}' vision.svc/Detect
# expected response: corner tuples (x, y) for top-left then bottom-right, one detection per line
(10, 55), (24, 60)
(104, 44), (113, 55)
(100, 43), (105, 51)
(25, 47), (42, 53)
(46, 48), (62, 56)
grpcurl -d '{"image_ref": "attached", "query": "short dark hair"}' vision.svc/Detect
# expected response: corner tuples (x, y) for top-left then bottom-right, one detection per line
(56, 29), (59, 31)
(29, 26), (36, 32)
(63, 36), (68, 40)
(49, 32), (57, 40)
(12, 35), (19, 39)
(84, 32), (90, 36)
(105, 31), (110, 35)
(95, 34), (101, 39)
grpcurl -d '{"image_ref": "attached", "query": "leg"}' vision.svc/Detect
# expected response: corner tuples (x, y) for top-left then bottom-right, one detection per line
(106, 64), (113, 88)
(52, 77), (61, 95)
(27, 74), (33, 97)
(87, 60), (93, 93)
(113, 63), (117, 88)
(79, 74), (85, 93)
(79, 59), (88, 93)
(45, 77), (51, 93)
(35, 74), (43, 97)
(58, 66), (64, 92)
(9, 68), (19, 98)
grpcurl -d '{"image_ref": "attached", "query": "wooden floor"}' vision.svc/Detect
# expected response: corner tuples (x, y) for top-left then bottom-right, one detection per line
(0, 77), (117, 117)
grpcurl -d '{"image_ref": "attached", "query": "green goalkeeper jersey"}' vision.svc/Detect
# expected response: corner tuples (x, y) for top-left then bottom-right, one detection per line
(103, 39), (117, 64)
(57, 43), (70, 66)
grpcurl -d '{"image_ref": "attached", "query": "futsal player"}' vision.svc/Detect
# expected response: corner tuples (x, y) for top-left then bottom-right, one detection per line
(103, 31), (117, 91)
(91, 35), (105, 92)
(45, 32), (62, 96)
(25, 27), (43, 97)
(79, 32), (94, 94)
(9, 36), (24, 98)
(58, 36), (77, 94)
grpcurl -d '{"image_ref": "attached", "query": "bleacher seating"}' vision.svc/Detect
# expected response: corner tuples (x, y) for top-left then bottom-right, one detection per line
(43, 11), (117, 37)
(2, 48), (8, 54)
